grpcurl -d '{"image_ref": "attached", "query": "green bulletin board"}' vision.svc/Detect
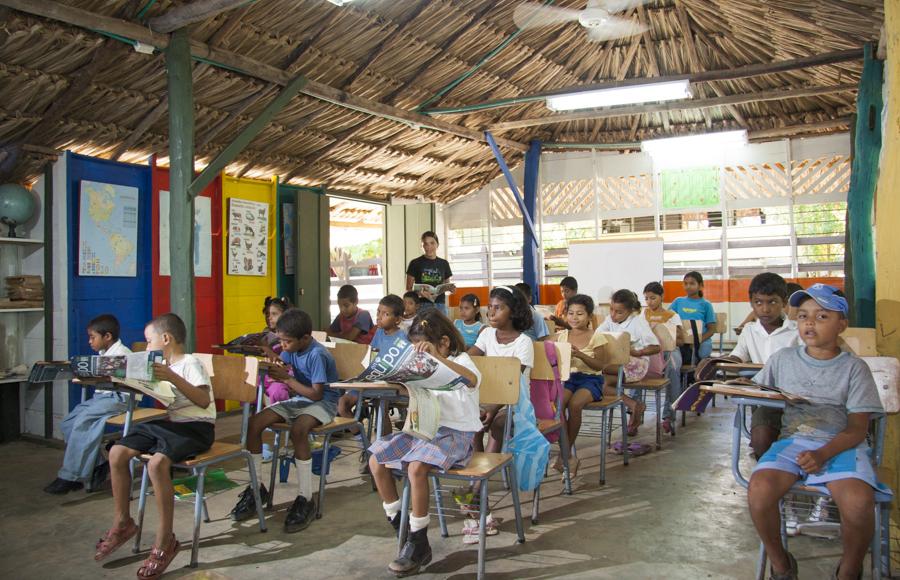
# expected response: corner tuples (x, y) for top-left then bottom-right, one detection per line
(660, 166), (720, 209)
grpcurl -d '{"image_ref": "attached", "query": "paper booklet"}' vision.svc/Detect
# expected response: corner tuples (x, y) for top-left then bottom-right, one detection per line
(412, 283), (454, 301)
(339, 336), (472, 440)
(214, 331), (270, 354)
(673, 378), (808, 414)
(29, 351), (176, 407)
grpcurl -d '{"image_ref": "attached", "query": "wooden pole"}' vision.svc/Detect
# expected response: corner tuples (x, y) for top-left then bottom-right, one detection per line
(149, 0), (250, 33)
(167, 28), (196, 351)
(490, 83), (858, 131)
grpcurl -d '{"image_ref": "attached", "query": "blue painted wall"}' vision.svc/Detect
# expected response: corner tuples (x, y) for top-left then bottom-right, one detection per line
(65, 152), (153, 410)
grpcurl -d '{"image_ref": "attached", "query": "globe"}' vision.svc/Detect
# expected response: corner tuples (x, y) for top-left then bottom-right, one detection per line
(0, 183), (36, 238)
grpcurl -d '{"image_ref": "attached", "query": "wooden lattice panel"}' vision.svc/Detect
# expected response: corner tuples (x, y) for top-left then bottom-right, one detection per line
(596, 175), (654, 212)
(722, 162), (790, 201)
(541, 179), (594, 217)
(791, 156), (851, 197)
(491, 187), (522, 221)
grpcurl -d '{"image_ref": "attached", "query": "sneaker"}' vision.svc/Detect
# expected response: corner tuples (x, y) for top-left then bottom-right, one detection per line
(284, 495), (315, 533)
(261, 443), (273, 464)
(88, 461), (110, 492)
(462, 514), (501, 544)
(783, 505), (799, 537)
(808, 496), (831, 522)
(44, 478), (83, 495)
(230, 484), (268, 522)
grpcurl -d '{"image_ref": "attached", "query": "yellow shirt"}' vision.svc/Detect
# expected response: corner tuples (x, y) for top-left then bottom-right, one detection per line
(556, 329), (608, 375)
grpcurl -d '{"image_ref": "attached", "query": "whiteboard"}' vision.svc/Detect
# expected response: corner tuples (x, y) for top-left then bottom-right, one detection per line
(567, 237), (664, 305)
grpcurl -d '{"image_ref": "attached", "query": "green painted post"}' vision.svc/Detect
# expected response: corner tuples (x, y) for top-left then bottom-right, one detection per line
(847, 43), (883, 328)
(167, 28), (196, 350)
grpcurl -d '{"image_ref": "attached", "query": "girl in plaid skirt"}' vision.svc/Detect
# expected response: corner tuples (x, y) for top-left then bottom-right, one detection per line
(368, 309), (482, 577)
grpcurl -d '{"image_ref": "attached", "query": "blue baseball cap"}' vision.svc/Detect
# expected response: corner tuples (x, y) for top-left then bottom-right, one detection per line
(788, 283), (848, 316)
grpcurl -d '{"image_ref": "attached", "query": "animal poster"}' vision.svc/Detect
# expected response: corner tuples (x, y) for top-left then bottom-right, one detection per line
(227, 198), (269, 276)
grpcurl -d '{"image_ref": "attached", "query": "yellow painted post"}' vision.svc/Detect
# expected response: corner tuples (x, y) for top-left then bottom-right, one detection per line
(876, 1), (900, 567)
(221, 175), (278, 411)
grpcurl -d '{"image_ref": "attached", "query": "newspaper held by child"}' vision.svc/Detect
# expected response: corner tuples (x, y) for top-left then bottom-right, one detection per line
(339, 336), (473, 440)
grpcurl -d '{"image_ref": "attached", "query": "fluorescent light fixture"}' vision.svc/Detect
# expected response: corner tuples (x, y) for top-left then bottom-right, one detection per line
(546, 80), (691, 112)
(325, 0), (355, 5)
(641, 130), (747, 155)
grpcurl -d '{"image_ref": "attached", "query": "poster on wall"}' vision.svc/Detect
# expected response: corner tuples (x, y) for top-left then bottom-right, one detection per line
(228, 198), (268, 276)
(660, 166), (721, 210)
(78, 180), (139, 277)
(158, 191), (212, 277)
(282, 202), (295, 275)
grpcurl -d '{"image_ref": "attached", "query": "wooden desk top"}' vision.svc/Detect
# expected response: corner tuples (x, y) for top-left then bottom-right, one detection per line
(700, 383), (786, 400)
(715, 362), (764, 372)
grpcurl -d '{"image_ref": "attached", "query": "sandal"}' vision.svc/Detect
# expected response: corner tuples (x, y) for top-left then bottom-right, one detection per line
(136, 535), (180, 579)
(627, 442), (652, 457)
(611, 441), (625, 455)
(564, 457), (581, 480)
(662, 418), (673, 435)
(94, 519), (139, 561)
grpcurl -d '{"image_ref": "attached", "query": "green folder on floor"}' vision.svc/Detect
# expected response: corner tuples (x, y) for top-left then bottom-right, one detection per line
(172, 468), (239, 499)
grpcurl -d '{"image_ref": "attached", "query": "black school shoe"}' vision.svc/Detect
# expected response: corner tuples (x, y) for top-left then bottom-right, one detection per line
(389, 527), (432, 577)
(87, 461), (110, 492)
(44, 478), (84, 495)
(230, 484), (269, 521)
(284, 495), (315, 533)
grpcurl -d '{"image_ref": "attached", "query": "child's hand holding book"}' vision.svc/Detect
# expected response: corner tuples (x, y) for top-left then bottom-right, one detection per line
(151, 362), (178, 383)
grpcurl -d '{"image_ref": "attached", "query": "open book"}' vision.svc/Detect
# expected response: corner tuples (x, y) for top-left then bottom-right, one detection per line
(339, 337), (472, 440)
(213, 331), (270, 354)
(673, 377), (808, 414)
(412, 283), (454, 301)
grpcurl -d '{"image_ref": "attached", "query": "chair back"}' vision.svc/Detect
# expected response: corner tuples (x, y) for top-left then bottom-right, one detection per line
(131, 341), (147, 352)
(862, 356), (900, 415)
(194, 354), (257, 403)
(596, 331), (631, 366)
(531, 341), (572, 382)
(839, 327), (877, 357)
(311, 330), (327, 344)
(333, 342), (370, 380)
(716, 312), (728, 334)
(651, 323), (676, 352)
(473, 356), (521, 405)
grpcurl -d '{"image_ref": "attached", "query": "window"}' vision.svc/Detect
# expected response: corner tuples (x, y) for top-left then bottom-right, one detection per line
(329, 198), (384, 320)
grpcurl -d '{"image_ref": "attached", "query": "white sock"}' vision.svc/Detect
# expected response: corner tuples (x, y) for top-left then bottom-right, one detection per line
(410, 514), (430, 532)
(297, 458), (313, 499)
(383, 500), (401, 519)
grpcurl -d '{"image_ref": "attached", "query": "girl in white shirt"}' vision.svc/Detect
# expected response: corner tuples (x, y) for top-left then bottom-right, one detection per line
(368, 309), (481, 576)
(468, 286), (535, 453)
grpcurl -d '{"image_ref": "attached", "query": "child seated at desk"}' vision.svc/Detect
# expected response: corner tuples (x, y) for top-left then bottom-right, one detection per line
(400, 291), (419, 333)
(230, 308), (340, 534)
(368, 308), (481, 576)
(547, 276), (578, 330)
(514, 282), (549, 341)
(45, 314), (132, 495)
(453, 293), (485, 349)
(327, 284), (374, 345)
(723, 273), (800, 460)
(95, 313), (216, 579)
(670, 271), (717, 363)
(747, 284), (890, 580)
(643, 282), (684, 434)
(260, 296), (293, 404)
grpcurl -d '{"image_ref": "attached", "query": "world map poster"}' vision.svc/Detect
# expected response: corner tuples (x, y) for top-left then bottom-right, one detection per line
(78, 180), (139, 277)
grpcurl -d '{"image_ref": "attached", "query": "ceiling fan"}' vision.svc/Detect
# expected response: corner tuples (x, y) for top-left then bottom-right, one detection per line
(513, 0), (651, 42)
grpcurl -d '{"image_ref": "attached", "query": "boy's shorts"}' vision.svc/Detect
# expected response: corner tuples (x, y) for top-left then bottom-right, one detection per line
(752, 437), (893, 502)
(117, 420), (215, 463)
(268, 398), (337, 426)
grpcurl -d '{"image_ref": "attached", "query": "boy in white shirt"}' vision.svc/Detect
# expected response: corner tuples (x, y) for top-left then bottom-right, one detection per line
(45, 314), (132, 495)
(724, 273), (800, 459)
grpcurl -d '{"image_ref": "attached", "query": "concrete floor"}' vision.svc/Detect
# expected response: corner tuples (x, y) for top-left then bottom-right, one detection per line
(0, 402), (859, 579)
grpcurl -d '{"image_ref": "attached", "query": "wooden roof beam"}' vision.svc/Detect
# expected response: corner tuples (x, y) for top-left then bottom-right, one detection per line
(148, 0), (250, 33)
(490, 83), (857, 131)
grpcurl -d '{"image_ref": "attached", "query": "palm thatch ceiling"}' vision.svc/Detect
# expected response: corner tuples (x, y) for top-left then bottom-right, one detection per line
(0, 0), (883, 203)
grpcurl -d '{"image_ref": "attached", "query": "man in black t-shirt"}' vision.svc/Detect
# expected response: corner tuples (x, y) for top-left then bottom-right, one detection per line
(405, 231), (454, 313)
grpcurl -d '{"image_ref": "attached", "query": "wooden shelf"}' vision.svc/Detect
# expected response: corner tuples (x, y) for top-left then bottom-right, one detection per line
(0, 308), (43, 313)
(0, 237), (43, 245)
(0, 375), (27, 385)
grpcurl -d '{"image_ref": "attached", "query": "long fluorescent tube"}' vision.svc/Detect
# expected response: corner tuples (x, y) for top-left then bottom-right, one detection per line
(546, 80), (691, 112)
(641, 130), (748, 156)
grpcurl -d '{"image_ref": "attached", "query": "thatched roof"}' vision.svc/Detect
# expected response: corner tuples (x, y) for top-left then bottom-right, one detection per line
(0, 0), (883, 203)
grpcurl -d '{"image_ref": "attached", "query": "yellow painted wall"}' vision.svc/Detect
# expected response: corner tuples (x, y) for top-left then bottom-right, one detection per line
(876, 1), (900, 566)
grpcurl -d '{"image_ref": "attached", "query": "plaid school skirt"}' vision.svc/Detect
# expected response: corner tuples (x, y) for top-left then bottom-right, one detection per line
(369, 427), (476, 472)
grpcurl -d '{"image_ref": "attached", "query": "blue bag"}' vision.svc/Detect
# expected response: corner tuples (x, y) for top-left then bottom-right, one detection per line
(507, 375), (550, 492)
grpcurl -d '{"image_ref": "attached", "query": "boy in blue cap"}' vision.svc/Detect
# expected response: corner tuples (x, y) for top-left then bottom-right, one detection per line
(746, 284), (890, 580)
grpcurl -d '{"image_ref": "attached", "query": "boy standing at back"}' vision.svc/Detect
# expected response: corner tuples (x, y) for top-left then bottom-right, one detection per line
(327, 284), (374, 345)
(45, 314), (132, 494)
(747, 284), (889, 580)
(724, 273), (801, 459)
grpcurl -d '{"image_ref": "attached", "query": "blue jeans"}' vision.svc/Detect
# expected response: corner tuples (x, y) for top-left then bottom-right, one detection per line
(58, 394), (128, 482)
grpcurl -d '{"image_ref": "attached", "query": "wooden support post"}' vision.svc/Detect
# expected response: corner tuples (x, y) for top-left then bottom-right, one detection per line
(167, 28), (196, 350)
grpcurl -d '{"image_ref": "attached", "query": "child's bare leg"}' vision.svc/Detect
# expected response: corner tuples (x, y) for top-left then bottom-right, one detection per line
(486, 408), (507, 453)
(109, 444), (141, 527)
(369, 455), (399, 503)
(827, 478), (875, 579)
(289, 415), (319, 461)
(566, 389), (595, 447)
(146, 453), (175, 547)
(407, 461), (432, 518)
(747, 469), (799, 574)
(245, 408), (283, 453)
(473, 429), (485, 452)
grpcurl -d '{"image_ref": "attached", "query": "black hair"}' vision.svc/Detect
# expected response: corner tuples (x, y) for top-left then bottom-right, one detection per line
(421, 231), (439, 244)
(566, 294), (595, 316)
(489, 286), (533, 332)
(786, 282), (804, 295)
(408, 309), (465, 356)
(643, 281), (664, 296)
(459, 293), (482, 322)
(514, 282), (531, 295)
(560, 276), (578, 292)
(402, 290), (419, 301)
(611, 289), (642, 313)
(684, 271), (705, 298)
(748, 273), (788, 301)
(275, 308), (313, 340)
(262, 295), (292, 316)
(147, 312), (187, 345)
(337, 284), (358, 302)
(379, 294), (404, 317)
(88, 314), (121, 341)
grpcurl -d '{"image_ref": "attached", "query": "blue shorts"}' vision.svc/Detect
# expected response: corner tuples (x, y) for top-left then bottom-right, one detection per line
(752, 437), (893, 502)
(564, 372), (604, 401)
